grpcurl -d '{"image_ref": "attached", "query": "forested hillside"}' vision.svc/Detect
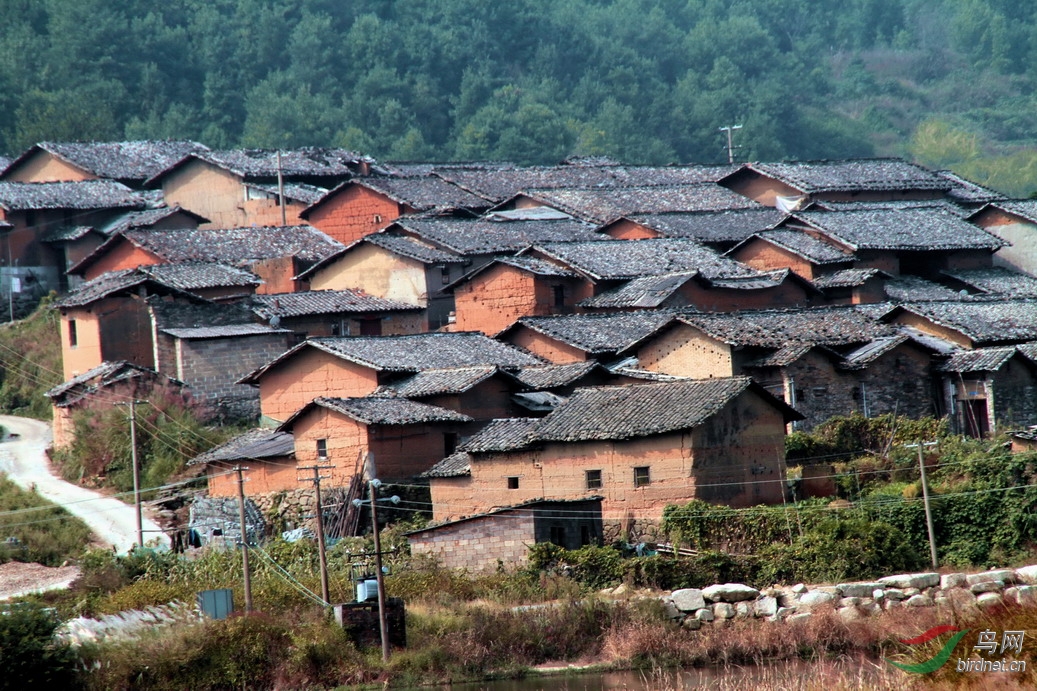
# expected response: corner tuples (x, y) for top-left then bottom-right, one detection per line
(3, 0), (1037, 194)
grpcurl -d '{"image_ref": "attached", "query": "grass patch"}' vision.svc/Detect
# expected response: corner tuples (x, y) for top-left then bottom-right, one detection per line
(0, 474), (93, 566)
(0, 297), (63, 420)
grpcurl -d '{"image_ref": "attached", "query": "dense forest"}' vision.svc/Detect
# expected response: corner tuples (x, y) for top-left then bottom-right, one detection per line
(3, 0), (1037, 194)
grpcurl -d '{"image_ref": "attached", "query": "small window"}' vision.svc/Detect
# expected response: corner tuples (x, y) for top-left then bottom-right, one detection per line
(440, 266), (451, 285)
(633, 466), (650, 488)
(316, 439), (328, 459)
(373, 214), (382, 224)
(553, 285), (565, 307)
(585, 469), (602, 490)
(581, 525), (592, 546)
(68, 319), (78, 348)
(444, 432), (458, 456)
(549, 525), (566, 546)
(507, 476), (519, 489)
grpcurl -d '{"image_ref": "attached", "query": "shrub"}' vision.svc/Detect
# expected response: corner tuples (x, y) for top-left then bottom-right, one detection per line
(0, 602), (77, 690)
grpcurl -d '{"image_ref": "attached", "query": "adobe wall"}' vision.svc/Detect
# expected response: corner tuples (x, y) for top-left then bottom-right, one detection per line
(978, 220), (1037, 275)
(240, 198), (308, 228)
(722, 176), (800, 207)
(60, 309), (103, 379)
(891, 312), (973, 348)
(280, 311), (426, 339)
(82, 242), (162, 281)
(206, 458), (299, 497)
(409, 512), (536, 571)
(177, 333), (290, 422)
(636, 324), (735, 379)
(290, 406), (368, 488)
(308, 243), (427, 306)
(305, 186), (400, 246)
(257, 348), (380, 423)
(368, 424), (466, 481)
(162, 161), (249, 229)
(601, 219), (659, 240)
(454, 266), (540, 335)
(728, 242), (817, 280)
(2, 153), (93, 183)
(944, 250), (995, 272)
(505, 327), (588, 363)
(251, 256), (299, 294)
(680, 281), (809, 312)
(853, 250), (900, 276)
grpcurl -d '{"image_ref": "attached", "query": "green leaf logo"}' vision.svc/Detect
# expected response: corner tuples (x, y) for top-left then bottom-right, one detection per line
(886, 627), (970, 674)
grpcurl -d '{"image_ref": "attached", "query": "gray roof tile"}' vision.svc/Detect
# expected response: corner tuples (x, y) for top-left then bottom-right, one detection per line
(298, 396), (472, 426)
(744, 228), (854, 264)
(894, 300), (1037, 344)
(579, 272), (699, 309)
(342, 176), (492, 211)
(251, 289), (419, 319)
(162, 323), (288, 339)
(10, 140), (209, 182)
(116, 225), (343, 266)
(187, 429), (295, 466)
(730, 159), (950, 194)
(384, 366), (500, 397)
(182, 147), (371, 180)
(812, 268), (887, 289)
(884, 276), (965, 302)
(420, 450), (472, 478)
(460, 418), (542, 452)
(789, 208), (1005, 251)
(936, 347), (1019, 372)
(364, 232), (465, 264)
(97, 206), (206, 237)
(518, 184), (760, 224)
(0, 180), (145, 211)
(44, 361), (177, 407)
(675, 306), (896, 349)
(534, 238), (760, 281)
(622, 208), (786, 244)
(942, 267), (1037, 297)
(512, 311), (676, 354)
(396, 216), (600, 255)
(935, 170), (1007, 204)
(509, 361), (602, 390)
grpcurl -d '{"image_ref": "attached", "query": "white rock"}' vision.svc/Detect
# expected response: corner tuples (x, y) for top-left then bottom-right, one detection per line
(879, 572), (940, 590)
(695, 607), (715, 622)
(966, 569), (1015, 586)
(861, 602), (882, 616)
(1014, 565), (1037, 585)
(682, 617), (702, 630)
(671, 588), (706, 612)
(661, 600), (682, 619)
(905, 594), (934, 607)
(735, 602), (752, 618)
(837, 582), (885, 598)
(903, 587), (921, 597)
(873, 589), (885, 601)
(713, 602), (735, 619)
(786, 612), (812, 623)
(884, 588), (907, 600)
(969, 580), (1004, 595)
(940, 573), (967, 590)
(797, 591), (838, 607)
(1009, 585), (1037, 606)
(839, 597), (862, 608)
(838, 606), (862, 621)
(791, 583), (808, 594)
(977, 592), (1003, 609)
(884, 599), (902, 611)
(755, 596), (778, 617)
(702, 583), (761, 603)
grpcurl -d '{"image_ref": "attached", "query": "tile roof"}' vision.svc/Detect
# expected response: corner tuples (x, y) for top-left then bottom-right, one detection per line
(1017, 342), (1037, 363)
(935, 170), (1007, 204)
(383, 366), (500, 397)
(459, 418), (543, 453)
(483, 207), (575, 221)
(42, 225), (96, 243)
(812, 268), (888, 289)
(161, 323), (288, 340)
(740, 228), (854, 264)
(141, 262), (261, 291)
(508, 361), (602, 390)
(168, 147), (371, 181)
(9, 140), (209, 182)
(332, 176), (492, 212)
(533, 238), (760, 281)
(363, 232), (465, 264)
(839, 335), (913, 368)
(395, 216), (600, 255)
(187, 429), (295, 466)
(245, 332), (543, 383)
(97, 206), (207, 236)
(288, 396), (472, 427)
(980, 200), (1037, 224)
(620, 208), (786, 244)
(147, 297), (256, 331)
(727, 159), (950, 194)
(491, 255), (580, 278)
(511, 311), (676, 355)
(55, 268), (185, 308)
(893, 300), (1037, 344)
(936, 347), (1019, 373)
(44, 361), (178, 408)
(251, 289), (419, 319)
(941, 267), (1037, 297)
(99, 225), (343, 268)
(420, 450), (472, 478)
(0, 180), (145, 211)
(578, 272), (699, 309)
(1012, 428), (1037, 443)
(743, 343), (816, 368)
(884, 276), (965, 302)
(673, 306), (897, 349)
(806, 199), (966, 214)
(435, 164), (736, 203)
(533, 377), (798, 443)
(789, 208), (1006, 251)
(246, 182), (328, 205)
(516, 184), (760, 224)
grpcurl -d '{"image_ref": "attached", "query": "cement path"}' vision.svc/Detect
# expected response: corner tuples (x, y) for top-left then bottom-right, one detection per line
(0, 415), (168, 555)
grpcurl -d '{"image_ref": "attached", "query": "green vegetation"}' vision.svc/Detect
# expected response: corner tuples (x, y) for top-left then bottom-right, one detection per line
(0, 474), (93, 565)
(3, 2), (1037, 193)
(0, 297), (62, 420)
(0, 602), (77, 690)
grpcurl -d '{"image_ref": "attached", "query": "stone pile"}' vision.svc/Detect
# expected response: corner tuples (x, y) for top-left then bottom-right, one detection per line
(655, 565), (1037, 630)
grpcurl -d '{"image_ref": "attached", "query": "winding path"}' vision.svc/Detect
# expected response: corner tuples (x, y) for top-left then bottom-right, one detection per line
(0, 415), (168, 554)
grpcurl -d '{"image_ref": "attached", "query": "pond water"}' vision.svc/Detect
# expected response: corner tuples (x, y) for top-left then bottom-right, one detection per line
(419, 655), (892, 690)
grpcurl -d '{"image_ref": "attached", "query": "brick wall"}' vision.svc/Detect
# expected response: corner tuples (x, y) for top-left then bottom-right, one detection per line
(305, 186), (401, 246)
(454, 266), (539, 335)
(161, 161), (249, 229)
(408, 511), (537, 571)
(82, 242), (162, 281)
(729, 241), (818, 280)
(258, 348), (380, 423)
(251, 256), (300, 294)
(504, 327), (589, 363)
(178, 332), (291, 422)
(991, 359), (1037, 429)
(636, 324), (736, 379)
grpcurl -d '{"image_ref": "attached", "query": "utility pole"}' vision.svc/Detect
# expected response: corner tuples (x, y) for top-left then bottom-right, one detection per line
(234, 465), (253, 613)
(719, 124), (743, 164)
(368, 477), (390, 662)
(299, 464), (334, 607)
(276, 150), (287, 227)
(908, 441), (940, 568)
(116, 399), (147, 549)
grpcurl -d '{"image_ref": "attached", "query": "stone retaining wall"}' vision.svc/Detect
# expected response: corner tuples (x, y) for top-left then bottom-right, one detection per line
(645, 565), (1037, 630)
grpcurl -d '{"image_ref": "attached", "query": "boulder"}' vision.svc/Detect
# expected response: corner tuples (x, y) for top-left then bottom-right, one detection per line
(1014, 565), (1037, 585)
(966, 569), (1014, 586)
(905, 594), (934, 607)
(734, 602), (752, 618)
(755, 596), (778, 617)
(671, 588), (706, 612)
(786, 612), (812, 623)
(884, 599), (902, 611)
(1007, 585), (1037, 606)
(682, 617), (702, 630)
(976, 592), (1003, 609)
(879, 573), (940, 590)
(884, 588), (907, 601)
(861, 601), (882, 616)
(702, 583), (760, 603)
(791, 583), (808, 594)
(838, 606), (862, 621)
(943, 588), (978, 609)
(713, 602), (735, 619)
(837, 582), (884, 598)
(695, 607), (715, 622)
(940, 573), (967, 590)
(797, 591), (838, 607)
(873, 589), (885, 601)
(969, 580), (1004, 595)
(661, 600), (682, 620)
(839, 597), (862, 608)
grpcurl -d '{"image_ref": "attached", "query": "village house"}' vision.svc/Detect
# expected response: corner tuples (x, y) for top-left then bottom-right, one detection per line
(406, 497), (604, 572)
(717, 159), (953, 209)
(884, 299), (1037, 349)
(300, 175), (492, 246)
(933, 170), (1007, 209)
(375, 366), (522, 422)
(939, 266), (1037, 298)
(499, 311), (677, 364)
(935, 346), (1037, 437)
(144, 147), (373, 229)
(279, 395), (474, 485)
(810, 268), (891, 305)
(0, 140), (209, 188)
(599, 207), (785, 250)
(187, 429), (296, 498)
(44, 360), (185, 448)
(250, 289), (426, 342)
(968, 200), (1037, 275)
(239, 331), (544, 425)
(68, 224), (343, 294)
(421, 377), (802, 536)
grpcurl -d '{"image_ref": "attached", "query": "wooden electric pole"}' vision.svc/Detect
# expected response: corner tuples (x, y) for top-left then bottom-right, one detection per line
(276, 150), (287, 227)
(368, 477), (391, 661)
(908, 441), (940, 568)
(234, 465), (253, 613)
(116, 399), (147, 549)
(299, 464), (334, 607)
(719, 124), (743, 164)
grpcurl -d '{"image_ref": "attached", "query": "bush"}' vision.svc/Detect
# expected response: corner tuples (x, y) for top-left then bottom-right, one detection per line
(0, 475), (93, 566)
(0, 602), (77, 690)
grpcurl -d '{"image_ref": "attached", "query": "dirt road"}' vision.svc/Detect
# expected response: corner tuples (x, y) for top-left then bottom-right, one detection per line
(0, 415), (168, 554)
